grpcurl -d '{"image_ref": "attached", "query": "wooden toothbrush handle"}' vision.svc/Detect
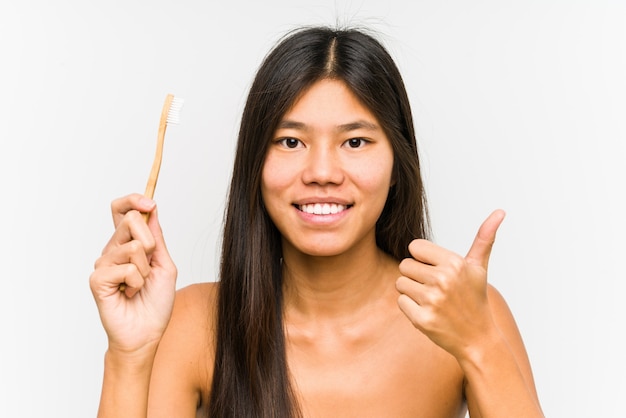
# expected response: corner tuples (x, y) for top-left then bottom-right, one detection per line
(120, 94), (175, 292)
(142, 94), (174, 222)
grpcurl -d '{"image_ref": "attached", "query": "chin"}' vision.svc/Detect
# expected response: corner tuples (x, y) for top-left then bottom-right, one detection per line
(283, 239), (349, 258)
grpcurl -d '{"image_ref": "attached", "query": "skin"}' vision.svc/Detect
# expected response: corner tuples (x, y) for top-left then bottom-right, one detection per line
(90, 79), (544, 417)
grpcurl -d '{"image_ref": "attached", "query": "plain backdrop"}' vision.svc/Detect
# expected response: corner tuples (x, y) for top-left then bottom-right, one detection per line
(1, 1), (624, 417)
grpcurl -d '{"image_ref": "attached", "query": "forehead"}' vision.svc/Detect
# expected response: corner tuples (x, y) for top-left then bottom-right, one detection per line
(280, 79), (380, 128)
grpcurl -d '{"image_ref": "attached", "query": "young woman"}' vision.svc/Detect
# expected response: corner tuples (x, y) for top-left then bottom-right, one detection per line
(90, 26), (544, 417)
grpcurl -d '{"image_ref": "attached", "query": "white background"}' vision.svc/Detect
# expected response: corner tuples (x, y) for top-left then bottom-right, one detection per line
(1, 1), (624, 417)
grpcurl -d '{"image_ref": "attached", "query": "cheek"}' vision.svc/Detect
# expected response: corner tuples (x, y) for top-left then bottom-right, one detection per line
(261, 153), (295, 201)
(353, 153), (395, 192)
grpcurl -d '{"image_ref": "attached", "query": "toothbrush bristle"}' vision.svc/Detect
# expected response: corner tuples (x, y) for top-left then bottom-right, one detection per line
(166, 97), (185, 125)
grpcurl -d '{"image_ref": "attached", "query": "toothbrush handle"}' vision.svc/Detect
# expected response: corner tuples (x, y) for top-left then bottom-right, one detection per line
(143, 94), (174, 222)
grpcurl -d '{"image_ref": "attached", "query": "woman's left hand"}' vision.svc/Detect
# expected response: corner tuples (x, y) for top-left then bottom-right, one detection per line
(396, 209), (506, 359)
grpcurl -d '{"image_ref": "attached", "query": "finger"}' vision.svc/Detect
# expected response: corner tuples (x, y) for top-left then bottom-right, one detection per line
(95, 239), (152, 278)
(465, 209), (506, 269)
(145, 207), (175, 273)
(407, 239), (457, 267)
(103, 210), (156, 255)
(397, 293), (426, 331)
(111, 194), (156, 227)
(396, 275), (426, 305)
(90, 263), (146, 298)
(398, 257), (435, 285)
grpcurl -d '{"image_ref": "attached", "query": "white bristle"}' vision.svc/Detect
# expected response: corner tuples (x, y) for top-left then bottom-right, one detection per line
(166, 97), (185, 125)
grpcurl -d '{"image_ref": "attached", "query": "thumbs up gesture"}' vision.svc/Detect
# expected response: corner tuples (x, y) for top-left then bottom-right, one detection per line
(396, 210), (506, 359)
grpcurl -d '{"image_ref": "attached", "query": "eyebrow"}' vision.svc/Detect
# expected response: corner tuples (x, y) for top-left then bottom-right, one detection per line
(337, 120), (379, 132)
(276, 119), (380, 132)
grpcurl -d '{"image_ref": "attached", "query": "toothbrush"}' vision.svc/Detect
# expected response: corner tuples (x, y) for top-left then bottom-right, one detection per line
(142, 93), (184, 222)
(119, 93), (183, 293)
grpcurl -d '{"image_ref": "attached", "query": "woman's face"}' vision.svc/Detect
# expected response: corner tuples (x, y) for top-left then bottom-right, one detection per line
(261, 79), (395, 258)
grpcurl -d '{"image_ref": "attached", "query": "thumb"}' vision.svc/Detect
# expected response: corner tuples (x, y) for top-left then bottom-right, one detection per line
(146, 207), (175, 269)
(465, 209), (506, 269)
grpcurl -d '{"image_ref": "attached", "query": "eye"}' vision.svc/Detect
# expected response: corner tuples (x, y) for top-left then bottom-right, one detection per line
(277, 137), (302, 149)
(344, 138), (368, 148)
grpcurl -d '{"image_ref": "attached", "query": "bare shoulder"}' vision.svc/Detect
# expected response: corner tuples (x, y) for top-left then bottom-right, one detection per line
(174, 281), (219, 315)
(147, 282), (219, 417)
(165, 281), (219, 363)
(486, 283), (539, 390)
(165, 282), (219, 340)
(486, 283), (520, 332)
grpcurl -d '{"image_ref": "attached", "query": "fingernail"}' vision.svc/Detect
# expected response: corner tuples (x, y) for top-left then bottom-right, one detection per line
(139, 197), (156, 208)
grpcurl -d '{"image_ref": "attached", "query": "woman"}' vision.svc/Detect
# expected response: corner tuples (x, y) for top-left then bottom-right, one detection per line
(90, 26), (544, 417)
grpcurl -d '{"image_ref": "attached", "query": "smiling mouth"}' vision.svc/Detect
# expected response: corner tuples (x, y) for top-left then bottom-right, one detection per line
(295, 203), (351, 215)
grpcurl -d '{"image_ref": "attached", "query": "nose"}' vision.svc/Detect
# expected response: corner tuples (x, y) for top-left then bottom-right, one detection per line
(301, 144), (344, 186)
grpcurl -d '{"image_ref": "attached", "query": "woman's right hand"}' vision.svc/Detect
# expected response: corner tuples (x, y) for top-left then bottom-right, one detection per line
(89, 194), (178, 357)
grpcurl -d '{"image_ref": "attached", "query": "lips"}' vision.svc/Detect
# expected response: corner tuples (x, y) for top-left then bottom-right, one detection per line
(296, 203), (351, 215)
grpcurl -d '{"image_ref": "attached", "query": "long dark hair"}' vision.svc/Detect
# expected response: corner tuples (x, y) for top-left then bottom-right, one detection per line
(208, 26), (430, 417)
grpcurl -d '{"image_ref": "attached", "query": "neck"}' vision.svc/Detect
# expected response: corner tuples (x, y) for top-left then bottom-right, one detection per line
(282, 240), (398, 321)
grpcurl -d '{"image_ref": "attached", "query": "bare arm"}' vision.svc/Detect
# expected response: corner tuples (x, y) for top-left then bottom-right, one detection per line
(98, 345), (159, 418)
(461, 285), (542, 418)
(147, 283), (217, 417)
(90, 194), (177, 418)
(396, 210), (543, 418)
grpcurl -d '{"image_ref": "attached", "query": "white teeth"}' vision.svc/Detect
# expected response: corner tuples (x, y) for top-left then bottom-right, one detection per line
(300, 203), (346, 215)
